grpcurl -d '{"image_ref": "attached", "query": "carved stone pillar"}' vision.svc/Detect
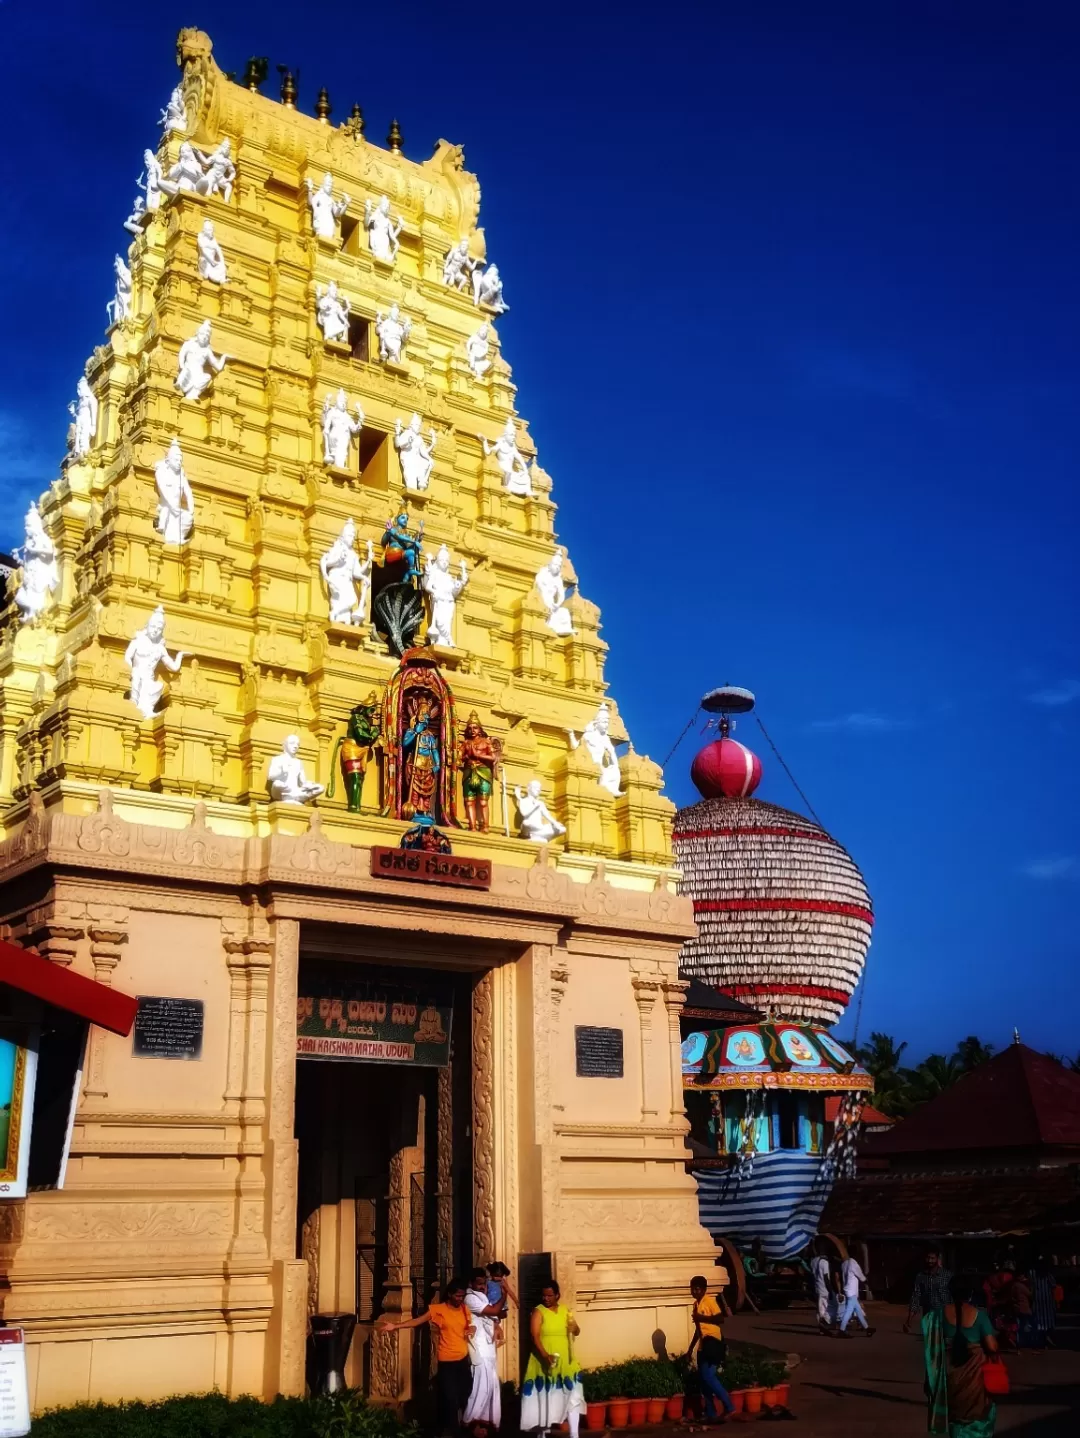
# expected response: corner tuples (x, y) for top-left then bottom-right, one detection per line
(437, 1061), (454, 1277)
(370, 1148), (412, 1401)
(661, 979), (690, 1123)
(221, 908), (273, 1125)
(472, 971), (495, 1265)
(632, 976), (661, 1119)
(83, 905), (129, 1099)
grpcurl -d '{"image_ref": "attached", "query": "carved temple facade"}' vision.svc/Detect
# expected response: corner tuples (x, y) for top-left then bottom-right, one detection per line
(0, 30), (716, 1411)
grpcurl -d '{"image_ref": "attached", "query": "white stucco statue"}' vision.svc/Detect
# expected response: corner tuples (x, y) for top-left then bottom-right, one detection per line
(267, 734), (324, 805)
(375, 303), (411, 364)
(139, 149), (166, 212)
(197, 220), (228, 284)
(422, 545), (468, 647)
(465, 323), (492, 379)
(515, 780), (566, 843)
(443, 238), (476, 291)
(473, 262), (508, 313)
(196, 139), (235, 203)
(162, 141), (203, 195)
(315, 282), (350, 344)
(394, 414), (436, 491)
(306, 173), (350, 240)
(68, 377), (98, 458)
(160, 85), (187, 134)
(320, 519), (373, 626)
(107, 254), (132, 326)
(568, 702), (623, 797)
(154, 439), (195, 546)
(123, 196), (147, 236)
(124, 605), (185, 720)
(364, 195), (402, 262)
(175, 320), (229, 401)
(322, 390), (365, 469)
(479, 418), (531, 496)
(13, 503), (59, 624)
(535, 548), (574, 635)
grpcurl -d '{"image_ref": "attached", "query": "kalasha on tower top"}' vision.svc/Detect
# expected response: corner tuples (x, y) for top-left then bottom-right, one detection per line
(672, 687), (873, 1026)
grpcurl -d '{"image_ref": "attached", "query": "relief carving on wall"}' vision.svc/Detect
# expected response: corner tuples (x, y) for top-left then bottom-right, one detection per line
(472, 971), (495, 1265)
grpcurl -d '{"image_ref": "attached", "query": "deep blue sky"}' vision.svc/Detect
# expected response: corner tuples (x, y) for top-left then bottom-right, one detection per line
(4, 3), (1078, 1058)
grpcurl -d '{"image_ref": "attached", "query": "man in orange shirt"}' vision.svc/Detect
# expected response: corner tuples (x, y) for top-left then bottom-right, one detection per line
(379, 1276), (474, 1434)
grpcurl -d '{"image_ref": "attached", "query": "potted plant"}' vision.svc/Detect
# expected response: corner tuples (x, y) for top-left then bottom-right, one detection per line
(624, 1358), (651, 1426)
(760, 1360), (790, 1408)
(740, 1355), (767, 1416)
(723, 1354), (752, 1414)
(582, 1365), (611, 1431)
(606, 1363), (631, 1429)
(645, 1360), (670, 1423)
(653, 1358), (682, 1421)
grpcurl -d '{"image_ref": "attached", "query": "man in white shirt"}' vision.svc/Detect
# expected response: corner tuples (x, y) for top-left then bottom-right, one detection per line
(810, 1245), (836, 1331)
(838, 1254), (875, 1337)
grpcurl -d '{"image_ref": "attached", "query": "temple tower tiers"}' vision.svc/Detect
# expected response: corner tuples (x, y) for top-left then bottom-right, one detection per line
(0, 28), (672, 874)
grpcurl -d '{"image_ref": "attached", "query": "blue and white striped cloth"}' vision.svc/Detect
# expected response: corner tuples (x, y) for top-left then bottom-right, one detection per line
(692, 1150), (833, 1260)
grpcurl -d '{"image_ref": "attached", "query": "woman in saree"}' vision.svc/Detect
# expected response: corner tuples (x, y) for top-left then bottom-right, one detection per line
(520, 1281), (586, 1437)
(923, 1274), (999, 1436)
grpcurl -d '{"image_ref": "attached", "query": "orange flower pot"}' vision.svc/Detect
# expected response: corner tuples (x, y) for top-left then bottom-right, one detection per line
(665, 1394), (685, 1420)
(646, 1398), (667, 1423)
(743, 1387), (765, 1415)
(585, 1402), (608, 1430)
(729, 1390), (747, 1414)
(629, 1398), (649, 1425)
(608, 1398), (631, 1428)
(763, 1382), (790, 1407)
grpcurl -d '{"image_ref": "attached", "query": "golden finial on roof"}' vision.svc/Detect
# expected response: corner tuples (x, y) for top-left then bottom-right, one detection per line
(343, 102), (365, 139)
(243, 57), (268, 92)
(278, 66), (298, 109)
(387, 118), (403, 154)
(315, 88), (332, 124)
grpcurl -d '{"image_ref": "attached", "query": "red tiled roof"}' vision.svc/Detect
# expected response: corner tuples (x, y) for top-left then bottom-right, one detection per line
(863, 1045), (1080, 1157)
(826, 1096), (894, 1126)
(823, 1165), (1080, 1238)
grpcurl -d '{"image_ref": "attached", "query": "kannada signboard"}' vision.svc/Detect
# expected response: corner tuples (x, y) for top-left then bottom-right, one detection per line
(297, 975), (453, 1066)
(369, 846), (492, 890)
(133, 997), (205, 1060)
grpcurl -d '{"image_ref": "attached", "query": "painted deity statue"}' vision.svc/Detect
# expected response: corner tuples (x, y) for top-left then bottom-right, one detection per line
(154, 439), (195, 546)
(107, 254), (132, 326)
(160, 85), (187, 134)
(196, 139), (235, 203)
(375, 303), (411, 364)
(124, 605), (185, 720)
(176, 320), (229, 401)
(13, 503), (59, 624)
(306, 172), (350, 240)
(473, 262), (508, 313)
(402, 695), (442, 820)
(162, 141), (203, 195)
(197, 220), (228, 284)
(568, 701), (623, 797)
(394, 414), (436, 491)
(140, 149), (166, 212)
(315, 282), (350, 345)
(535, 548), (574, 635)
(459, 712), (502, 832)
(422, 544), (468, 647)
(320, 519), (373, 626)
(328, 695), (382, 813)
(381, 512), (424, 586)
(515, 779), (566, 842)
(267, 734), (324, 805)
(479, 418), (531, 496)
(443, 238), (476, 291)
(322, 389), (365, 468)
(364, 195), (402, 262)
(465, 323), (491, 378)
(68, 377), (98, 458)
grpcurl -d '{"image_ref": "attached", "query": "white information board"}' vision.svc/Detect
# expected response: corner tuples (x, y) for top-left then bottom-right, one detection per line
(0, 1329), (29, 1437)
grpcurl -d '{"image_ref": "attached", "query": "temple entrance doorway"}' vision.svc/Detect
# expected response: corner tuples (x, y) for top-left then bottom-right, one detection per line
(294, 960), (478, 1399)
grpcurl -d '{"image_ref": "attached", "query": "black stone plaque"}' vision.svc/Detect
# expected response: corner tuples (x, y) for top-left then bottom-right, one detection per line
(574, 1025), (624, 1078)
(133, 996), (204, 1061)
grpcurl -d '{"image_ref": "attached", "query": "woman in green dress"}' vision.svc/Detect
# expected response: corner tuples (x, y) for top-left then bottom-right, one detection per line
(923, 1274), (999, 1436)
(521, 1281), (586, 1436)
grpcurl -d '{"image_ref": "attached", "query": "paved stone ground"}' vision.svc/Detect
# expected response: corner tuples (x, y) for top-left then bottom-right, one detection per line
(727, 1301), (1080, 1436)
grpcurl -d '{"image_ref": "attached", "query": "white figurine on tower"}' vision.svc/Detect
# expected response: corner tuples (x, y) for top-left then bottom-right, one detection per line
(479, 418), (531, 496)
(394, 414), (436, 491)
(154, 439), (195, 546)
(13, 503), (59, 625)
(568, 702), (623, 797)
(422, 544), (468, 647)
(175, 320), (229, 401)
(374, 303), (411, 364)
(322, 390), (365, 469)
(107, 254), (132, 326)
(515, 780), (567, 843)
(465, 323), (492, 379)
(315, 282), (351, 344)
(139, 149), (166, 212)
(68, 377), (98, 458)
(162, 141), (203, 195)
(535, 548), (574, 636)
(320, 520), (373, 626)
(124, 605), (185, 720)
(443, 238), (475, 291)
(472, 262), (508, 313)
(197, 220), (228, 284)
(196, 139), (236, 203)
(123, 196), (148, 236)
(160, 85), (187, 135)
(364, 195), (402, 262)
(267, 735), (324, 805)
(306, 173), (350, 240)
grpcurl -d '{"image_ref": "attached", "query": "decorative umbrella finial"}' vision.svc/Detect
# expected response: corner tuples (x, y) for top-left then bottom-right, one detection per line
(315, 87), (332, 124)
(242, 57), (268, 92)
(387, 118), (403, 154)
(1013, 1027), (1021, 1045)
(344, 102), (365, 139)
(278, 66), (298, 109)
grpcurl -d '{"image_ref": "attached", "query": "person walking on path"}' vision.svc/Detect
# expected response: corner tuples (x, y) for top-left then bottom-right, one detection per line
(837, 1253), (875, 1337)
(923, 1273), (999, 1436)
(810, 1244), (837, 1332)
(378, 1276), (474, 1436)
(905, 1249), (954, 1333)
(520, 1280), (586, 1437)
(464, 1268), (503, 1430)
(684, 1274), (735, 1421)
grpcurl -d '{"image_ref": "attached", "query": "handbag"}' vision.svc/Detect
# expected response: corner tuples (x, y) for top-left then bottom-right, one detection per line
(982, 1357), (1010, 1396)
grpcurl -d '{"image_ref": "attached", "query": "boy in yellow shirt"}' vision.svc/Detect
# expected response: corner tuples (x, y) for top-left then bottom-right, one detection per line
(686, 1275), (735, 1421)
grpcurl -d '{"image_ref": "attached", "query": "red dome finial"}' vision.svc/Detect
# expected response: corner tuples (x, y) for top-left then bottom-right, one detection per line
(690, 685), (762, 798)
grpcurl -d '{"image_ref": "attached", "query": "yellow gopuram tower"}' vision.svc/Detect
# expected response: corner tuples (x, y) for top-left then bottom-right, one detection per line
(0, 30), (715, 1412)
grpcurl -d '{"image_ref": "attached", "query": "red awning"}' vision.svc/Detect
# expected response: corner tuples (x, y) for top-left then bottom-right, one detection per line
(0, 940), (137, 1037)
